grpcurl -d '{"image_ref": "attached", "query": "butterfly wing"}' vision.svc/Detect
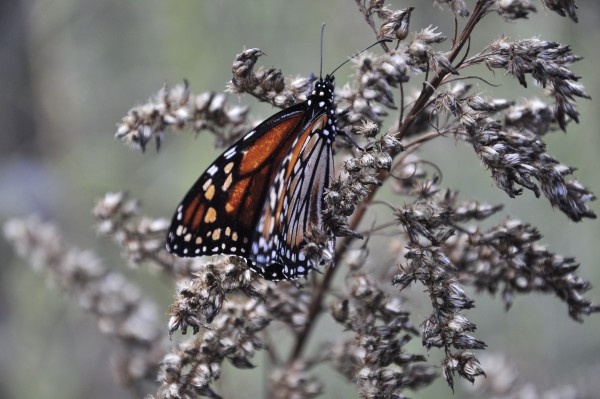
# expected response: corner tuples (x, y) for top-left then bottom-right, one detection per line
(166, 103), (310, 259)
(251, 113), (335, 280)
(167, 75), (339, 281)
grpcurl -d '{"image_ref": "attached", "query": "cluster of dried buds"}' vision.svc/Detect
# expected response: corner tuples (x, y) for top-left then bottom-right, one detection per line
(167, 256), (263, 336)
(3, 217), (169, 394)
(228, 48), (312, 108)
(115, 80), (253, 151)
(465, 37), (590, 129)
(93, 192), (198, 278)
(153, 297), (269, 399)
(268, 360), (323, 399)
(324, 132), (402, 240)
(470, 354), (581, 398)
(391, 188), (490, 388)
(330, 271), (437, 397)
(434, 82), (595, 221)
(446, 218), (600, 320)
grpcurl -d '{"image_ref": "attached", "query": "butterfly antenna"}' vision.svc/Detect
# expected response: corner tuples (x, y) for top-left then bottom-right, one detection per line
(320, 23), (326, 79)
(329, 38), (392, 76)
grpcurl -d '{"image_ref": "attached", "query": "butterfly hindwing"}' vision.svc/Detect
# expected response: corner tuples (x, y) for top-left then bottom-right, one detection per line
(251, 113), (335, 280)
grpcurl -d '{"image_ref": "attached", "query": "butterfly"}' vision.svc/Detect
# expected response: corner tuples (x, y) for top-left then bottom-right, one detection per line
(165, 72), (338, 281)
(165, 35), (389, 281)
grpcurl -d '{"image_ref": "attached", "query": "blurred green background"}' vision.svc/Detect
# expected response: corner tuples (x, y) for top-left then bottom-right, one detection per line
(1, 1), (599, 398)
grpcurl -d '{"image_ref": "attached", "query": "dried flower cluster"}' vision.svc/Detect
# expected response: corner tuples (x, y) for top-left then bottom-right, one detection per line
(324, 133), (402, 239)
(542, 0), (579, 22)
(93, 192), (202, 279)
(447, 218), (600, 320)
(153, 297), (269, 399)
(3, 217), (169, 396)
(166, 256), (263, 337)
(330, 270), (437, 397)
(391, 188), (491, 389)
(465, 37), (590, 129)
(4, 1), (598, 398)
(435, 82), (595, 221)
(115, 80), (253, 151)
(228, 48), (312, 108)
(268, 360), (323, 399)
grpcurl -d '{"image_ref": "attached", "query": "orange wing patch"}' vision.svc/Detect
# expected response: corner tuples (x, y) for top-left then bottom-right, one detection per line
(239, 115), (303, 174)
(226, 177), (250, 214)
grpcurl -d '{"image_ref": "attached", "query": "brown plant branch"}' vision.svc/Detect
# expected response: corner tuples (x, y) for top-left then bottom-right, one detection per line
(397, 0), (493, 141)
(287, 2), (496, 366)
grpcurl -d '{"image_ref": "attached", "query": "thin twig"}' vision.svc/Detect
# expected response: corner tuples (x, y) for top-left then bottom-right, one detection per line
(398, 81), (405, 131)
(396, 1), (493, 141)
(354, 0), (380, 38)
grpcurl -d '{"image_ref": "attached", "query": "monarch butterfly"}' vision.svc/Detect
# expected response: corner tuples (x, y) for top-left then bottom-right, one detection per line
(166, 33), (388, 281)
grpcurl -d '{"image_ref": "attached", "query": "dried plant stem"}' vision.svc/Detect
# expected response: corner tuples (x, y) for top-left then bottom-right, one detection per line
(397, 0), (491, 141)
(289, 0), (495, 366)
(289, 176), (379, 361)
(354, 0), (380, 38)
(403, 130), (445, 150)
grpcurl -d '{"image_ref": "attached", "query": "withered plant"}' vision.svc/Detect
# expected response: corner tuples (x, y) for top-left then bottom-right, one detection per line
(5, 1), (598, 398)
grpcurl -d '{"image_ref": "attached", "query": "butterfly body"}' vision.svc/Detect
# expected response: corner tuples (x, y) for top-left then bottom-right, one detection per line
(166, 75), (337, 280)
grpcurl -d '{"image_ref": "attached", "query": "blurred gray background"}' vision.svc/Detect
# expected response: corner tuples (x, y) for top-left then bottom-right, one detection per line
(1, 1), (599, 398)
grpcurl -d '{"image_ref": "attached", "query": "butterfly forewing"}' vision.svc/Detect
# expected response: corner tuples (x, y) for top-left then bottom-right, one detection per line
(166, 104), (307, 258)
(166, 76), (338, 281)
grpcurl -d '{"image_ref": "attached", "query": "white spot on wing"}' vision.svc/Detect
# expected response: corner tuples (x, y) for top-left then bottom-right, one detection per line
(207, 165), (219, 176)
(224, 145), (237, 157)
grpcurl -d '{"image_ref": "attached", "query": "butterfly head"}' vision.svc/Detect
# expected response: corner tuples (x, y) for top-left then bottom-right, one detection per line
(308, 74), (335, 108)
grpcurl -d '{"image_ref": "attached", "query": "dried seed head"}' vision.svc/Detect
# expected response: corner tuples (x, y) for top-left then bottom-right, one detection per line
(379, 7), (414, 41)
(496, 0), (537, 21)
